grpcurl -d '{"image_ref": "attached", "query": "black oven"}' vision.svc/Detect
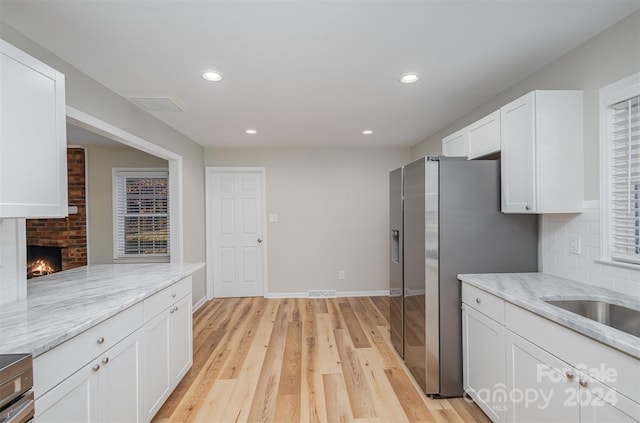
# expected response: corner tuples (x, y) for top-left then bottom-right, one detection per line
(0, 354), (34, 423)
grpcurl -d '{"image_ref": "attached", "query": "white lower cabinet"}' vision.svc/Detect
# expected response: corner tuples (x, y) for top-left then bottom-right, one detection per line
(461, 281), (640, 423)
(506, 331), (579, 422)
(462, 304), (507, 422)
(36, 362), (98, 423)
(34, 276), (193, 423)
(143, 282), (193, 422)
(37, 330), (143, 423)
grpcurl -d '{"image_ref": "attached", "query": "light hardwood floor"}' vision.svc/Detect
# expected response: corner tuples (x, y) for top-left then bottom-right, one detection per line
(152, 296), (491, 423)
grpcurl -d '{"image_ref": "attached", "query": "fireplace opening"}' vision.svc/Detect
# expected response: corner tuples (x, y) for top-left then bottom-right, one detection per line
(27, 246), (63, 279)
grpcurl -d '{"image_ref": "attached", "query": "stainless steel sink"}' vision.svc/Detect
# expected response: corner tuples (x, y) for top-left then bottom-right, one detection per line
(545, 299), (640, 338)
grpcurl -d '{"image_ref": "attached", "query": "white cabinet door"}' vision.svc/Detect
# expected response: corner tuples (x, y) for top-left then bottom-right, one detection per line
(468, 110), (500, 159)
(500, 90), (583, 213)
(0, 40), (67, 218)
(462, 304), (507, 422)
(98, 330), (144, 423)
(171, 294), (193, 387)
(500, 92), (536, 213)
(143, 307), (172, 422)
(442, 127), (468, 157)
(36, 361), (99, 423)
(506, 331), (579, 423)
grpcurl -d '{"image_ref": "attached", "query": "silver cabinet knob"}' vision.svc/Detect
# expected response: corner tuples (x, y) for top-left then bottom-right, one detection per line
(579, 379), (588, 388)
(475, 298), (481, 304)
(525, 205), (531, 211)
(258, 238), (263, 244)
(171, 292), (176, 298)
(97, 337), (105, 344)
(92, 364), (100, 372)
(102, 357), (109, 365)
(565, 370), (574, 380)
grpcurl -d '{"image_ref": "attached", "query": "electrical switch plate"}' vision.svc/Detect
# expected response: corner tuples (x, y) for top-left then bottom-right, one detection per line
(569, 234), (581, 255)
(338, 271), (345, 280)
(269, 214), (278, 223)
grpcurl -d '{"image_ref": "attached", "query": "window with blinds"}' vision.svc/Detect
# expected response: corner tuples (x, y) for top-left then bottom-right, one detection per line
(609, 95), (640, 264)
(113, 170), (169, 258)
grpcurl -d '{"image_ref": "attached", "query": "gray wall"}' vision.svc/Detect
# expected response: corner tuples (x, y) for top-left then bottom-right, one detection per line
(205, 147), (410, 294)
(85, 145), (168, 265)
(0, 24), (207, 305)
(412, 11), (640, 201)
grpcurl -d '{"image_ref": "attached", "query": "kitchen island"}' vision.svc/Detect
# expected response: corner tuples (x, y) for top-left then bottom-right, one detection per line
(0, 262), (204, 423)
(0, 263), (204, 357)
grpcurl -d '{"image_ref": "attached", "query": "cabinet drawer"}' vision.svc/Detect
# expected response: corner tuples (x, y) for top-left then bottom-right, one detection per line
(462, 283), (505, 324)
(34, 301), (143, 398)
(144, 276), (192, 320)
(505, 303), (640, 404)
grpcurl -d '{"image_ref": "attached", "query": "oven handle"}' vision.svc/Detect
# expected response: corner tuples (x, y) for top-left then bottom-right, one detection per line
(2, 391), (34, 423)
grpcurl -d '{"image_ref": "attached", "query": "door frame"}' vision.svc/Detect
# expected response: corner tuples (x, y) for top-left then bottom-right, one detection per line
(205, 167), (267, 300)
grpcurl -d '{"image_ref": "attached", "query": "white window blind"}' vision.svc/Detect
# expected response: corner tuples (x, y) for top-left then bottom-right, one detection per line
(114, 171), (169, 258)
(610, 95), (640, 264)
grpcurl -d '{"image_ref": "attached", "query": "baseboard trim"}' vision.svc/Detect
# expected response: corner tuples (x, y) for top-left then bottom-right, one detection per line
(192, 296), (207, 313)
(265, 290), (389, 299)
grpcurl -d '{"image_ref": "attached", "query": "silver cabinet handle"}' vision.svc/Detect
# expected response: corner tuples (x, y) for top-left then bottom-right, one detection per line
(579, 379), (588, 388)
(475, 298), (481, 304)
(92, 364), (100, 372)
(97, 337), (105, 344)
(565, 370), (574, 380)
(258, 238), (263, 244)
(102, 357), (109, 365)
(170, 306), (177, 314)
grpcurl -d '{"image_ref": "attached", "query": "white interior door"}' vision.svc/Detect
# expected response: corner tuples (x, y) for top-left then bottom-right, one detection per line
(207, 169), (265, 298)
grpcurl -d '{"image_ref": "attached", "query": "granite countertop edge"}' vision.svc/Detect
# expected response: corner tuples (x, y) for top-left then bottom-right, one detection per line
(457, 272), (640, 360)
(0, 262), (205, 357)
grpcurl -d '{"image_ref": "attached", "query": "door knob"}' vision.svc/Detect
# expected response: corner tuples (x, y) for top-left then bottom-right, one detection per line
(258, 238), (263, 244)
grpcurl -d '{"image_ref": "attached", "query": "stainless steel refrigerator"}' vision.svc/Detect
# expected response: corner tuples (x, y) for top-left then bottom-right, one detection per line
(389, 156), (538, 397)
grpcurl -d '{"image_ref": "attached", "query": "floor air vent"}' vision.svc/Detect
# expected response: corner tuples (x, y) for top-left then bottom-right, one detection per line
(308, 290), (337, 298)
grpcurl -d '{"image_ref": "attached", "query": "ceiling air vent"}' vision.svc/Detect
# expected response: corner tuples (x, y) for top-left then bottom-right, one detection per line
(128, 97), (185, 112)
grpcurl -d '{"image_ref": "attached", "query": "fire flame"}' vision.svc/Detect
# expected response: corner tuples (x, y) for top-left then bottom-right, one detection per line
(29, 259), (55, 277)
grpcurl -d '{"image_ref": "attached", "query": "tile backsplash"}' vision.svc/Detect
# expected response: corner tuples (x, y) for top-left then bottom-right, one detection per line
(541, 201), (640, 298)
(0, 219), (26, 304)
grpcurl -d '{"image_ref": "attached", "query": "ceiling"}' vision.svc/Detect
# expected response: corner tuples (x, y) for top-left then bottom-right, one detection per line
(1, 1), (638, 149)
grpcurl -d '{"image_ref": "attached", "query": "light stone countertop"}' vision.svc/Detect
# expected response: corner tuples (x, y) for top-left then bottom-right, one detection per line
(457, 272), (640, 359)
(0, 263), (205, 357)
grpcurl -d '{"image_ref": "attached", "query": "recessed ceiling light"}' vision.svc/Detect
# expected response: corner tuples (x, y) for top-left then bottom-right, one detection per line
(362, 130), (374, 135)
(245, 129), (257, 135)
(400, 73), (420, 84)
(202, 70), (223, 82)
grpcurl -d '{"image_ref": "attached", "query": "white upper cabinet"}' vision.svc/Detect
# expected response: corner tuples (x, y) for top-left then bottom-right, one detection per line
(467, 110), (500, 159)
(0, 40), (68, 218)
(442, 127), (469, 157)
(501, 90), (583, 213)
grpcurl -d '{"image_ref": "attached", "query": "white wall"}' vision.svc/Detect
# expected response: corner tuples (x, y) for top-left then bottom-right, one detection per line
(205, 147), (410, 295)
(0, 24), (207, 305)
(86, 145), (168, 264)
(541, 202), (640, 298)
(412, 11), (640, 296)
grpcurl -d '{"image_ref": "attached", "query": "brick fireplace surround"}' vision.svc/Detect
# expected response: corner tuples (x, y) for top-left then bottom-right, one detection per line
(26, 148), (87, 271)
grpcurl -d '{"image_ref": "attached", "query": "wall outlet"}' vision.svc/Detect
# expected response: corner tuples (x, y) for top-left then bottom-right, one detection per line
(269, 213), (278, 223)
(338, 270), (345, 280)
(569, 234), (581, 255)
